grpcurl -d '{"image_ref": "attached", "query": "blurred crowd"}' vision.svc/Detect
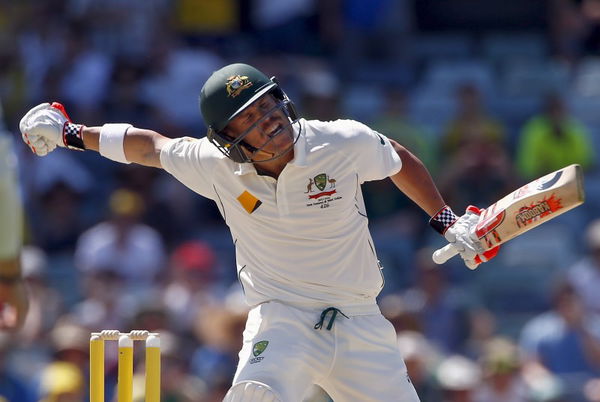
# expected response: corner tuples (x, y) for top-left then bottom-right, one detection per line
(3, 0), (600, 401)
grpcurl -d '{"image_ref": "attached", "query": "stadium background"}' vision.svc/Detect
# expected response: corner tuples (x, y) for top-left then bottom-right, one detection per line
(1, 0), (600, 400)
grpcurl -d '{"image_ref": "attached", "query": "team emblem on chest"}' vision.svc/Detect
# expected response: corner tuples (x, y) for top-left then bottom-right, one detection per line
(305, 173), (342, 209)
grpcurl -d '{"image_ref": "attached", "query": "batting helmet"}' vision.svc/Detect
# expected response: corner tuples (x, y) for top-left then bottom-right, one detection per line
(200, 63), (299, 163)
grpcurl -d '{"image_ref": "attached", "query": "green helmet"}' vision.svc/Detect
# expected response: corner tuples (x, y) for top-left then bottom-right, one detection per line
(200, 63), (277, 132)
(199, 63), (299, 163)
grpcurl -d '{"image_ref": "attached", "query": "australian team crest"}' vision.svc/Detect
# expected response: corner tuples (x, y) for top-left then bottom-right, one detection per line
(250, 340), (269, 364)
(226, 75), (253, 97)
(305, 173), (337, 201)
(314, 173), (328, 191)
(253, 340), (269, 357)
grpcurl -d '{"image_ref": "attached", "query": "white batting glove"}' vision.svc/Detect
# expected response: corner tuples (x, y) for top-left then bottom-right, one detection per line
(19, 102), (85, 156)
(430, 205), (500, 269)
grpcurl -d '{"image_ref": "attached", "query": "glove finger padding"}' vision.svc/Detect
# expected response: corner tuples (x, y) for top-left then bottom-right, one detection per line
(466, 205), (501, 265)
(462, 257), (480, 270)
(19, 103), (51, 134)
(51, 102), (72, 121)
(474, 245), (500, 264)
(22, 133), (56, 156)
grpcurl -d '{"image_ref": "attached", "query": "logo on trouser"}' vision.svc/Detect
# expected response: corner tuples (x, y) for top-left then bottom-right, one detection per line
(250, 340), (269, 364)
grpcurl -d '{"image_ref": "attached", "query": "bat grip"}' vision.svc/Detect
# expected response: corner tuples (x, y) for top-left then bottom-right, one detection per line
(432, 244), (459, 264)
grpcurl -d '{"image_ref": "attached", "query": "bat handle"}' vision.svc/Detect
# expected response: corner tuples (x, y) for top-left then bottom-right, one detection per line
(432, 244), (459, 264)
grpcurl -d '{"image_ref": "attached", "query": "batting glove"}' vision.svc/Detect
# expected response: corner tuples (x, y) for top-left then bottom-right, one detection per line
(19, 102), (85, 156)
(430, 205), (500, 269)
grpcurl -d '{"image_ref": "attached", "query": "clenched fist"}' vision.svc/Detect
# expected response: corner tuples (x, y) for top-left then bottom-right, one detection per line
(432, 206), (500, 269)
(19, 102), (85, 155)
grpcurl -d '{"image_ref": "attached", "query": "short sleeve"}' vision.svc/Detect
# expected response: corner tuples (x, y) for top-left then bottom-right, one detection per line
(160, 137), (217, 200)
(340, 120), (402, 183)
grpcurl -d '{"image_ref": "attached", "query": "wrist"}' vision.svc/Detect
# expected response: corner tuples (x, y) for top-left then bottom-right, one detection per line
(429, 205), (458, 235)
(62, 122), (86, 151)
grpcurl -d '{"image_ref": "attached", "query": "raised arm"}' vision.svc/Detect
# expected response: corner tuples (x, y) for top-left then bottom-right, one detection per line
(19, 102), (171, 168)
(388, 139), (445, 216)
(80, 126), (171, 168)
(387, 139), (499, 269)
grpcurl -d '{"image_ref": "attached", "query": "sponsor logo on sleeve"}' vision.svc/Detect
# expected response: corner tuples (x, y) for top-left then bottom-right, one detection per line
(237, 190), (262, 214)
(249, 340), (269, 364)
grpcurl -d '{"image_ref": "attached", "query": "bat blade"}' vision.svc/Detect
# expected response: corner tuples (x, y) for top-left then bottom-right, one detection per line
(475, 164), (585, 251)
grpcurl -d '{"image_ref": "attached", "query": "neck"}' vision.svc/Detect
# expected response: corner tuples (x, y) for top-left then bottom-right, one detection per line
(253, 151), (293, 179)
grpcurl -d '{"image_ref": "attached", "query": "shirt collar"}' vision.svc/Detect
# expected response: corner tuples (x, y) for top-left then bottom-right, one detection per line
(233, 119), (306, 176)
(288, 119), (307, 168)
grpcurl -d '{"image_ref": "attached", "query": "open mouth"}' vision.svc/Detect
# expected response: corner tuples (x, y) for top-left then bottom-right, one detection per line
(265, 123), (283, 138)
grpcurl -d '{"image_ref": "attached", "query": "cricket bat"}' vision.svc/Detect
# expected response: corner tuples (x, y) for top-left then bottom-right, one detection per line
(433, 164), (585, 264)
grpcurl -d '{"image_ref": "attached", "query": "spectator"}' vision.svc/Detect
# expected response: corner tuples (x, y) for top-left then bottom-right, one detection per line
(103, 60), (152, 128)
(17, 9), (67, 103)
(161, 240), (223, 332)
(438, 84), (514, 212)
(567, 218), (600, 315)
(31, 181), (88, 254)
(0, 334), (35, 402)
(250, 0), (319, 55)
(397, 330), (443, 401)
(74, 188), (166, 292)
(140, 31), (223, 134)
(332, 0), (413, 66)
(436, 354), (481, 402)
(441, 83), (507, 160)
(47, 319), (90, 375)
(516, 92), (594, 180)
(400, 248), (472, 354)
(56, 25), (113, 120)
(297, 64), (340, 121)
(18, 246), (64, 345)
(38, 361), (85, 402)
(72, 269), (128, 330)
(520, 280), (600, 398)
(473, 337), (528, 402)
(191, 305), (248, 396)
(371, 87), (437, 174)
(26, 150), (92, 254)
(67, 0), (171, 59)
(131, 331), (206, 402)
(364, 87), (438, 221)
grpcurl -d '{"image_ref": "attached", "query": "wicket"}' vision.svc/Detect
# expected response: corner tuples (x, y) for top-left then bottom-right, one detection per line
(90, 330), (160, 402)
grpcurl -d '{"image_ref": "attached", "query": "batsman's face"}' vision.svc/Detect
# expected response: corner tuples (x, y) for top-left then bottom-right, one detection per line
(224, 94), (295, 161)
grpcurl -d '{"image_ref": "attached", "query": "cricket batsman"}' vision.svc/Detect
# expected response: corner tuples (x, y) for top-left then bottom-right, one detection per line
(19, 63), (497, 401)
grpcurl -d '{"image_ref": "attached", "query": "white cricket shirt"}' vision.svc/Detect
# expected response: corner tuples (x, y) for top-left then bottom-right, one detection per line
(160, 119), (402, 309)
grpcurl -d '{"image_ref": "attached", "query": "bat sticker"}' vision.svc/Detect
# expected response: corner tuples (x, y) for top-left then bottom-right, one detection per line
(512, 170), (563, 200)
(515, 194), (563, 228)
(536, 171), (563, 191)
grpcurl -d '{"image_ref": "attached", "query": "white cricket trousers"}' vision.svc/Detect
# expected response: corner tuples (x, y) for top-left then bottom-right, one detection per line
(229, 301), (421, 402)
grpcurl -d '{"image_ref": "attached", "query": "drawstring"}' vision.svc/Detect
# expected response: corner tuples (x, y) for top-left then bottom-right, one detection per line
(314, 307), (349, 330)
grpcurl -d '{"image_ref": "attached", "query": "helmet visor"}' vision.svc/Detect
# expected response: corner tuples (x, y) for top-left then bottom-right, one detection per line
(221, 98), (300, 163)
